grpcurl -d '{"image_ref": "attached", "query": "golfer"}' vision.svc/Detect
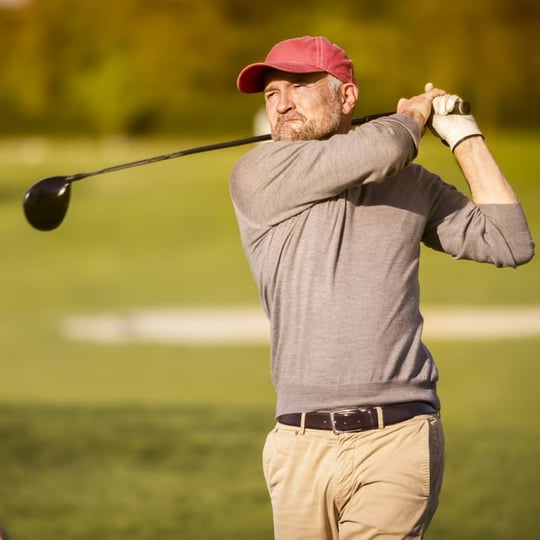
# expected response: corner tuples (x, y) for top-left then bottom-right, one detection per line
(230, 36), (534, 539)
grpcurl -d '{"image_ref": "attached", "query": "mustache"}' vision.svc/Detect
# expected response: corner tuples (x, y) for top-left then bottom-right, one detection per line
(276, 112), (306, 126)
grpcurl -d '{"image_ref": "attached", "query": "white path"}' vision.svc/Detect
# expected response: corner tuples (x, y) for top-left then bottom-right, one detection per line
(61, 306), (540, 345)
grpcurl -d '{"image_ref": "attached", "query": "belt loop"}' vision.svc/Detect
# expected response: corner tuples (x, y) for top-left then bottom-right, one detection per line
(300, 412), (306, 435)
(375, 406), (384, 429)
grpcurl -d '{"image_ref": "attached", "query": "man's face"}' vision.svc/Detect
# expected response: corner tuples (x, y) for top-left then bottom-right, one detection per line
(263, 71), (344, 141)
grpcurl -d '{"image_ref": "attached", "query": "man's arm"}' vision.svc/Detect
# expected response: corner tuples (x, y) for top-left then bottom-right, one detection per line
(422, 88), (534, 266)
(230, 115), (420, 226)
(453, 136), (519, 204)
(427, 90), (520, 204)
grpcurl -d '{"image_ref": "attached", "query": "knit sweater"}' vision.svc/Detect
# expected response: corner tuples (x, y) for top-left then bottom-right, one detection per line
(229, 114), (535, 417)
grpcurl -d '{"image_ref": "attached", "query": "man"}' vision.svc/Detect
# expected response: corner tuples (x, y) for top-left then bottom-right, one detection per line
(229, 36), (534, 539)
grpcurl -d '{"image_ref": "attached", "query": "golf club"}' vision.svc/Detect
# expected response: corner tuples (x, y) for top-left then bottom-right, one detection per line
(22, 102), (470, 232)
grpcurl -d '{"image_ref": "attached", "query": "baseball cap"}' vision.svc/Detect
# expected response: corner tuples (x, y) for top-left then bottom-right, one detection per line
(237, 36), (356, 94)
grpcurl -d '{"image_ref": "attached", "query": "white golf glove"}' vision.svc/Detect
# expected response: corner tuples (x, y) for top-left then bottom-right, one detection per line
(430, 94), (483, 152)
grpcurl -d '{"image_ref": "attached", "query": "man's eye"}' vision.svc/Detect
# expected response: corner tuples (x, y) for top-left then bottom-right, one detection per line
(293, 82), (311, 92)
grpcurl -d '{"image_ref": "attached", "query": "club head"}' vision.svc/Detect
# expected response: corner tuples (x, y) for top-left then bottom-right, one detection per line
(23, 176), (72, 231)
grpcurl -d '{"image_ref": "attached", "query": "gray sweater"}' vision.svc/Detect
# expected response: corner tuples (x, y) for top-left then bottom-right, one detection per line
(229, 114), (534, 417)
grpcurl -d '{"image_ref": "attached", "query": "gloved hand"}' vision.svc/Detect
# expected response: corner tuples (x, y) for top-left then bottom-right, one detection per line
(430, 93), (483, 152)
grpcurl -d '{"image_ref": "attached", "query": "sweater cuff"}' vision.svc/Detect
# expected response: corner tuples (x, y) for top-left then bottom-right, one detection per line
(391, 113), (422, 150)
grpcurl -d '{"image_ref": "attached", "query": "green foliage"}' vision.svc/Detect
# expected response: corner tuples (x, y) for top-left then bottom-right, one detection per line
(0, 0), (539, 135)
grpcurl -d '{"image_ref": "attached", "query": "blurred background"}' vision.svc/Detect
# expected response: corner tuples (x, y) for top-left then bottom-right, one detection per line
(0, 0), (539, 137)
(0, 1), (539, 539)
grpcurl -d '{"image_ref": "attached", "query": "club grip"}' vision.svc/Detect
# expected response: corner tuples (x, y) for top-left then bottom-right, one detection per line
(352, 100), (472, 127)
(451, 100), (471, 115)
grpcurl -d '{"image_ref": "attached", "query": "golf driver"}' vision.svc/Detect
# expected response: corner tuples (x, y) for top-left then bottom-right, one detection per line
(22, 103), (470, 232)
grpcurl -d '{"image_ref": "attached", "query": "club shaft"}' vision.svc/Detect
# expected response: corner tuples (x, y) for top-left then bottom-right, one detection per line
(66, 112), (392, 182)
(67, 134), (272, 181)
(66, 102), (469, 182)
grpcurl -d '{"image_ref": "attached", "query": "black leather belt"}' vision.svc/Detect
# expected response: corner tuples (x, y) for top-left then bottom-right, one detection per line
(277, 401), (437, 434)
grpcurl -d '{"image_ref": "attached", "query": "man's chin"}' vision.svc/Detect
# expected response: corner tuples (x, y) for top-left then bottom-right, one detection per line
(273, 129), (337, 142)
(273, 128), (303, 142)
(272, 120), (341, 142)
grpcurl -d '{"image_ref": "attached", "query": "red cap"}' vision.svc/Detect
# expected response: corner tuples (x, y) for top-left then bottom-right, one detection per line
(237, 36), (356, 94)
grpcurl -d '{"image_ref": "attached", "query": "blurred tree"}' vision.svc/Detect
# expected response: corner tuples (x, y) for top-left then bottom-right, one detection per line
(0, 0), (537, 135)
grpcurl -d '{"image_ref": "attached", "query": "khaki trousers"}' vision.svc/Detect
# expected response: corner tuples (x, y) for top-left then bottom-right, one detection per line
(263, 414), (444, 540)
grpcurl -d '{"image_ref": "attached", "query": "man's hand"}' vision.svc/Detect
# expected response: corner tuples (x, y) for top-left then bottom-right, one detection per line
(396, 84), (445, 133)
(430, 91), (483, 152)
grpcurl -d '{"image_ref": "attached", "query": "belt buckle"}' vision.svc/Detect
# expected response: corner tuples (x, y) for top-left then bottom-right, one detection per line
(329, 407), (376, 435)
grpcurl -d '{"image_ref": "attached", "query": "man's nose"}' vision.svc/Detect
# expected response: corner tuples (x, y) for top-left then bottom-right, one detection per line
(276, 88), (294, 113)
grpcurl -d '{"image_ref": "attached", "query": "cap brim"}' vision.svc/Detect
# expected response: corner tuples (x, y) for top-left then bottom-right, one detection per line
(237, 62), (325, 93)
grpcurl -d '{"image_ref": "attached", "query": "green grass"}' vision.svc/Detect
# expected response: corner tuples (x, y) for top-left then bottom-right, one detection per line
(0, 403), (273, 539)
(0, 131), (539, 538)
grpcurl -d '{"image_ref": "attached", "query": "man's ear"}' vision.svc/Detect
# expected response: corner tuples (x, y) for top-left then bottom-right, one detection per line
(341, 83), (358, 115)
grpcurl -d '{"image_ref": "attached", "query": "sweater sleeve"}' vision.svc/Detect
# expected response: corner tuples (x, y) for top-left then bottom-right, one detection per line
(421, 173), (535, 268)
(230, 114), (419, 227)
